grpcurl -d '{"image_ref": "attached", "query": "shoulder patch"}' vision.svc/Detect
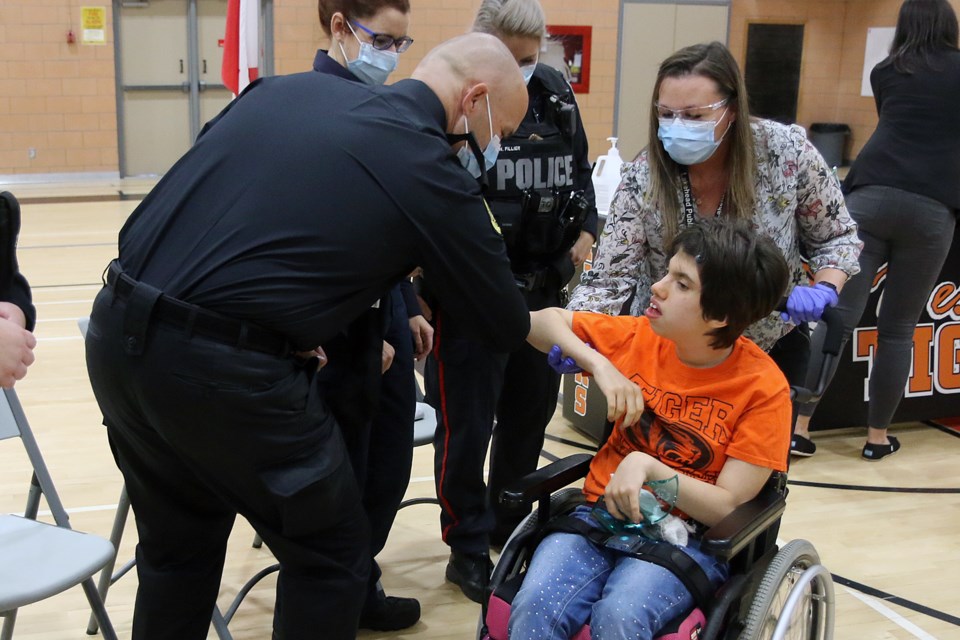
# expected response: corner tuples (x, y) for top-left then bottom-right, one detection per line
(483, 198), (502, 235)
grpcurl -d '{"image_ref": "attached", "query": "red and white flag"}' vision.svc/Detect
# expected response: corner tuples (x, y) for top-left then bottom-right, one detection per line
(222, 0), (259, 96)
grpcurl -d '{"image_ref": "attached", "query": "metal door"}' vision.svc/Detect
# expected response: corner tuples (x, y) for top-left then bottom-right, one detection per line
(115, 0), (260, 177)
(198, 0), (235, 126)
(614, 1), (730, 160)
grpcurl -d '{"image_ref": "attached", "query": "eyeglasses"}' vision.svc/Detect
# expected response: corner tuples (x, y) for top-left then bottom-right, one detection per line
(351, 21), (414, 53)
(654, 97), (729, 121)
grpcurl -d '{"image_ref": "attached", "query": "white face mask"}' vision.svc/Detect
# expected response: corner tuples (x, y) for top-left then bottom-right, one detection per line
(338, 22), (398, 85)
(456, 94), (501, 178)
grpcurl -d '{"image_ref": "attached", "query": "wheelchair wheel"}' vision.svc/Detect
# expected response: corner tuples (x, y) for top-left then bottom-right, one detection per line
(739, 539), (832, 640)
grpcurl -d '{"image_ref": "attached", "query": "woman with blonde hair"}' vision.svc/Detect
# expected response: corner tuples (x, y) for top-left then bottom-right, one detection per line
(423, 0), (599, 604)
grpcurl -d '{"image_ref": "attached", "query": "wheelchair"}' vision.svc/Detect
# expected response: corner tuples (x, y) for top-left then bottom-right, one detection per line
(479, 309), (843, 640)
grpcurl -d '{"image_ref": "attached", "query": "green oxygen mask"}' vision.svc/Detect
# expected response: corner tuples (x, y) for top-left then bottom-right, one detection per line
(591, 475), (679, 536)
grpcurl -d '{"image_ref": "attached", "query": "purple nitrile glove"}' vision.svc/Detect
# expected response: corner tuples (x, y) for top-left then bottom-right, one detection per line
(547, 344), (583, 374)
(780, 283), (838, 324)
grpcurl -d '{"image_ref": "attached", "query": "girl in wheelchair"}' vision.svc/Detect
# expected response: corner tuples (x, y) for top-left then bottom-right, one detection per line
(509, 219), (794, 639)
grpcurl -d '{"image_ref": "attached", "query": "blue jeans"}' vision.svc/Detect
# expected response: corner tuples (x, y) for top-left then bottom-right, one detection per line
(508, 506), (729, 640)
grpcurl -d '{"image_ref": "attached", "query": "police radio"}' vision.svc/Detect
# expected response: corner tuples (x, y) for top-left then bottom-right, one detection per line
(559, 191), (589, 239)
(547, 95), (577, 138)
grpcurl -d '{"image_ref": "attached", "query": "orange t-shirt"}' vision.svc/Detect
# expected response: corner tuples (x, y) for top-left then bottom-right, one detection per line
(572, 312), (791, 503)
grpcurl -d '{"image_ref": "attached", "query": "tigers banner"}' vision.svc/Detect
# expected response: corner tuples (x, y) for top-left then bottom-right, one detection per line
(562, 225), (960, 442)
(810, 225), (960, 430)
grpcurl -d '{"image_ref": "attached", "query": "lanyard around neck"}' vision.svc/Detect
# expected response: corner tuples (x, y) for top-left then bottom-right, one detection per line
(679, 170), (724, 228)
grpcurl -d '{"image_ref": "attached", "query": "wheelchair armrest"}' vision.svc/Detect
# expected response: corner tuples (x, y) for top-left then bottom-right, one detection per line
(699, 488), (786, 560)
(499, 453), (593, 510)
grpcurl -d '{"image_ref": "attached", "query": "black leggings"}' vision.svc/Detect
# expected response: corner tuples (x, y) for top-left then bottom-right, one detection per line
(798, 186), (955, 429)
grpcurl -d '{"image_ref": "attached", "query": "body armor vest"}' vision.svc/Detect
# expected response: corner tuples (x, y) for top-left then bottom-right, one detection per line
(485, 68), (584, 265)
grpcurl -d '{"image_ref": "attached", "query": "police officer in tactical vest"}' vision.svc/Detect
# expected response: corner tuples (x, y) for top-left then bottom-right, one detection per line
(423, 0), (599, 604)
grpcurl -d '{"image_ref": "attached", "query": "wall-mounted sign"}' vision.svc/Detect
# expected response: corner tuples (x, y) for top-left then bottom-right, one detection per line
(81, 6), (107, 45)
(861, 27), (895, 97)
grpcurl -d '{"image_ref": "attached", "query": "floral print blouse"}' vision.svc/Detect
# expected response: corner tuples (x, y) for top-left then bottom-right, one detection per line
(568, 119), (863, 351)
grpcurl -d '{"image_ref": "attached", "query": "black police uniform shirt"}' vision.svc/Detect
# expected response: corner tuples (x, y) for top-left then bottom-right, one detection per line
(312, 48), (356, 82)
(114, 72), (529, 353)
(485, 63), (598, 269)
(312, 48), (423, 319)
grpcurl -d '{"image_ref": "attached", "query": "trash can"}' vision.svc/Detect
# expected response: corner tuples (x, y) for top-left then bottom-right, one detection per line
(809, 123), (851, 169)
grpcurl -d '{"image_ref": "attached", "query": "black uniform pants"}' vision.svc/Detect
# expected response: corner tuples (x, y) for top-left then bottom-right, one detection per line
(425, 285), (562, 555)
(362, 288), (416, 598)
(85, 287), (369, 640)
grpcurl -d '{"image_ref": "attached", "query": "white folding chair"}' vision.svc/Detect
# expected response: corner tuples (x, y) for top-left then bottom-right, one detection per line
(0, 387), (118, 640)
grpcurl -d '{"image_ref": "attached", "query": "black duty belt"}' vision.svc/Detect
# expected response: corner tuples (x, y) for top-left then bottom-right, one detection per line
(105, 262), (292, 357)
(514, 269), (550, 292)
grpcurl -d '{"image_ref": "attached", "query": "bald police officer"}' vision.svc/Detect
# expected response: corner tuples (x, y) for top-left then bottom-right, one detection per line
(84, 34), (529, 640)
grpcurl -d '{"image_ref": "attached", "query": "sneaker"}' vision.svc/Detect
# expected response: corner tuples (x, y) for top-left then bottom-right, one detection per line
(445, 550), (492, 604)
(358, 594), (421, 631)
(862, 436), (900, 461)
(790, 433), (817, 457)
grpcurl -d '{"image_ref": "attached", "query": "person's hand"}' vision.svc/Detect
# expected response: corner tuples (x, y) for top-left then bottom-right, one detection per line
(780, 283), (838, 323)
(0, 316), (36, 387)
(381, 340), (395, 373)
(0, 302), (27, 329)
(569, 231), (594, 267)
(295, 346), (328, 369)
(547, 344), (585, 374)
(603, 451), (652, 523)
(592, 360), (645, 428)
(409, 315), (434, 360)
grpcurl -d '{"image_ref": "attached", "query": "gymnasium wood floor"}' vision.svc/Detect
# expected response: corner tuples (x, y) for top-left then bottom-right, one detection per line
(2, 180), (959, 639)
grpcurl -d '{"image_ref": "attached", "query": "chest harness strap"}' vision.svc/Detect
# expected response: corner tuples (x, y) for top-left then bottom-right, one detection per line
(540, 515), (715, 612)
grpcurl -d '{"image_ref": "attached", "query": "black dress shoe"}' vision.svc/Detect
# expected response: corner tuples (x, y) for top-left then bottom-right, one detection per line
(445, 551), (492, 604)
(358, 594), (421, 631)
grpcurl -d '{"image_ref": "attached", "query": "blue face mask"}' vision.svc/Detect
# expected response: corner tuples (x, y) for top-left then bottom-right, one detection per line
(657, 109), (730, 165)
(339, 24), (398, 86)
(456, 94), (501, 178)
(520, 63), (537, 85)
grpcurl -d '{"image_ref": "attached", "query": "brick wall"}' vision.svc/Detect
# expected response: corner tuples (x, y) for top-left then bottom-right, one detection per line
(272, 0), (621, 168)
(0, 0), (118, 175)
(1, 0), (957, 175)
(730, 0), (960, 162)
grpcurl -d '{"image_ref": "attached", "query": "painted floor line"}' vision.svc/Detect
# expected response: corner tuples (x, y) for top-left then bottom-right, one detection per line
(845, 586), (937, 640)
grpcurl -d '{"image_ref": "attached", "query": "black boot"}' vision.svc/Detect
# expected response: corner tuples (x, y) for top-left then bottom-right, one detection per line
(358, 589), (421, 631)
(445, 550), (492, 604)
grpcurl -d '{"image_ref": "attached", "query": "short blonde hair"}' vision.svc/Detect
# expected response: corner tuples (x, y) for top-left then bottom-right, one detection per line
(472, 0), (546, 42)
